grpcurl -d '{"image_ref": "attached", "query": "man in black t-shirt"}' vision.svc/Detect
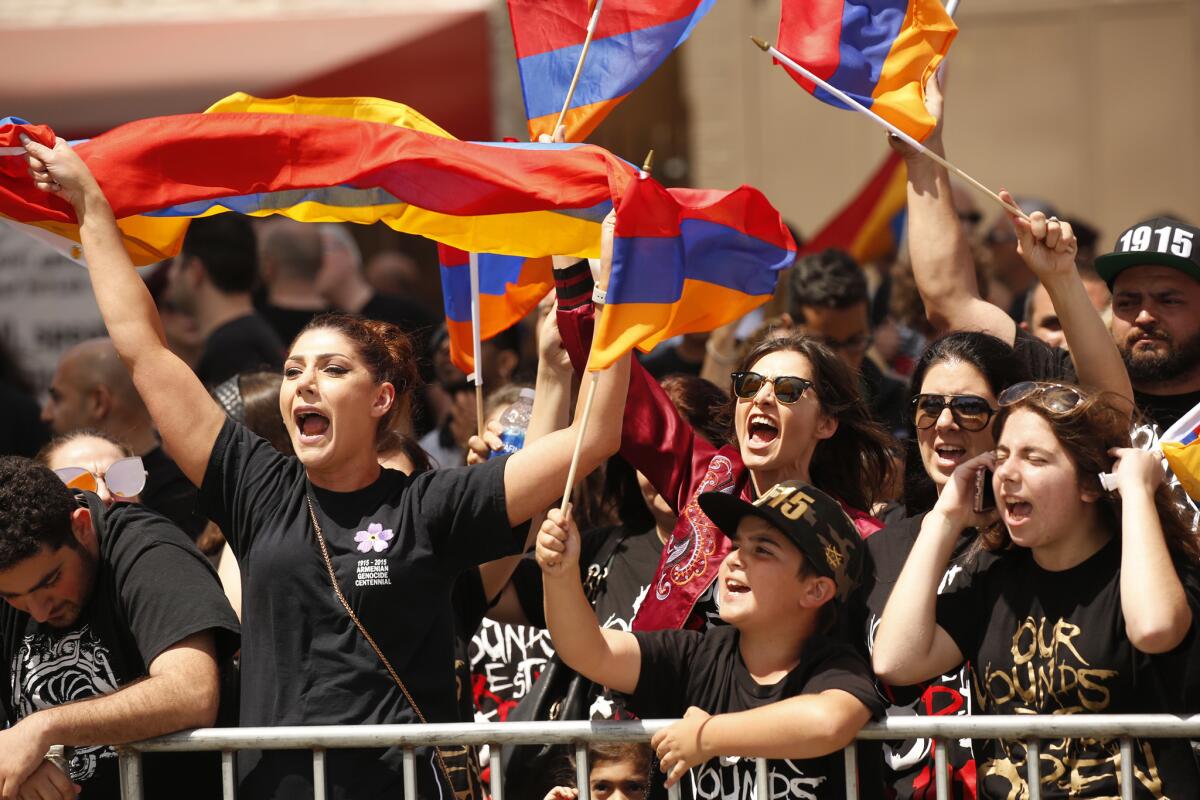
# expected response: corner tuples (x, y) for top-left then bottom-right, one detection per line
(166, 215), (284, 386)
(1095, 217), (1200, 528)
(0, 456), (239, 800)
(538, 480), (884, 799)
(41, 338), (206, 540)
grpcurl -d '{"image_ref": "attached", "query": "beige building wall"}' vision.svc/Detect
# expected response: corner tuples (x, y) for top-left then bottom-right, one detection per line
(681, 0), (1200, 246)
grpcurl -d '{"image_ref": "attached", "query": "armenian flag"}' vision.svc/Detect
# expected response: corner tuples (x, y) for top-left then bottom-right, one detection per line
(508, 0), (716, 141)
(438, 244), (553, 375)
(588, 175), (796, 371)
(775, 0), (957, 141)
(0, 95), (641, 265)
(801, 151), (907, 264)
(1160, 403), (1200, 502)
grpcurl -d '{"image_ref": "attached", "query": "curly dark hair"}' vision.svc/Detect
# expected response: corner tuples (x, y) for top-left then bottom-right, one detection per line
(0, 456), (79, 571)
(789, 249), (869, 322)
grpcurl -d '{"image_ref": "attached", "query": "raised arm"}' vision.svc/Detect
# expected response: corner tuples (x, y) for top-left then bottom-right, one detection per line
(500, 215), (632, 525)
(536, 506), (642, 694)
(897, 78), (1015, 341)
(1004, 194), (1134, 406)
(872, 454), (992, 685)
(476, 298), (575, 602)
(554, 263), (718, 514)
(1112, 448), (1193, 653)
(22, 136), (225, 486)
(0, 631), (219, 799)
(649, 693), (871, 787)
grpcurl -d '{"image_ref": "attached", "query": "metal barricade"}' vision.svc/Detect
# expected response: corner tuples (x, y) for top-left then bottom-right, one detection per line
(116, 714), (1200, 800)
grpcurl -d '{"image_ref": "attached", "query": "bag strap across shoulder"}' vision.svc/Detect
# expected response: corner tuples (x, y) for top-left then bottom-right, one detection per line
(305, 494), (478, 799)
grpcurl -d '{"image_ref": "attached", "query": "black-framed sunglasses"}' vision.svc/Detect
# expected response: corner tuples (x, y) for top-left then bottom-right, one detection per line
(997, 381), (1085, 413)
(731, 371), (815, 405)
(911, 393), (997, 432)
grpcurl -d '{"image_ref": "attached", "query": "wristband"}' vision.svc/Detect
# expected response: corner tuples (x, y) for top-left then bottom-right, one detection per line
(592, 286), (607, 305)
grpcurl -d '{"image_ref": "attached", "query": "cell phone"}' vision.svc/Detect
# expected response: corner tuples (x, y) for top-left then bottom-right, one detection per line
(973, 467), (996, 513)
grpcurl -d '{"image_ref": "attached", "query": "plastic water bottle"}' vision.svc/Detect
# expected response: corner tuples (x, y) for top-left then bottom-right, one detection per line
(490, 388), (535, 459)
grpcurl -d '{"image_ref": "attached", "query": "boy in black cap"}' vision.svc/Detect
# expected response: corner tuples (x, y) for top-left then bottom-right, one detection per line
(537, 480), (883, 799)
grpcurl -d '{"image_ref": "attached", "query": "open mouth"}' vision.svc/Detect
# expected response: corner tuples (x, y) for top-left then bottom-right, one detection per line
(747, 414), (779, 446)
(724, 577), (751, 595)
(933, 443), (967, 467)
(1003, 498), (1033, 522)
(294, 409), (331, 445)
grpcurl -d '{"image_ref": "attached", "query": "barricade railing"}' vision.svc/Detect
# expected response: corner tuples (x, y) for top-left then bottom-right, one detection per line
(116, 714), (1200, 800)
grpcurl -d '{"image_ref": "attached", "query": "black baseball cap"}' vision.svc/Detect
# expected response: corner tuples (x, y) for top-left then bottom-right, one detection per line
(1095, 217), (1200, 286)
(698, 480), (863, 602)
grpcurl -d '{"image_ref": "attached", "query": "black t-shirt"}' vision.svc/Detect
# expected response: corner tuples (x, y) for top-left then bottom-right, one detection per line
(509, 525), (664, 719)
(0, 383), (49, 457)
(630, 625), (884, 800)
(854, 512), (997, 799)
(936, 537), (1200, 799)
(139, 445), (206, 541)
(257, 303), (321, 349)
(0, 494), (240, 800)
(1134, 388), (1200, 433)
(861, 358), (909, 439)
(195, 312), (284, 387)
(200, 418), (526, 799)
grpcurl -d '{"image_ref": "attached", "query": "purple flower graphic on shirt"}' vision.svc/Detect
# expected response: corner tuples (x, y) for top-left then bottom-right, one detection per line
(355, 522), (394, 554)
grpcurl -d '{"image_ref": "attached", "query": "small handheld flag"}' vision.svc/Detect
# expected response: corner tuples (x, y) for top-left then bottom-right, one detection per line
(588, 178), (796, 371)
(437, 245), (553, 376)
(771, 0), (957, 142)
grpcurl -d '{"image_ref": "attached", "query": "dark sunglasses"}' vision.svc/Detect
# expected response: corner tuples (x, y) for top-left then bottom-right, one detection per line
(997, 381), (1085, 414)
(912, 394), (997, 432)
(731, 371), (815, 405)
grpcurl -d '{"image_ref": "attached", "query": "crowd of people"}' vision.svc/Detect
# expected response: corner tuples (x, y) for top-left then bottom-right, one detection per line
(2, 75), (1200, 800)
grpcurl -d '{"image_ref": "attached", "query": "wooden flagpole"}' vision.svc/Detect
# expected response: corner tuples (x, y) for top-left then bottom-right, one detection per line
(558, 149), (653, 517)
(552, 0), (607, 137)
(750, 36), (1025, 220)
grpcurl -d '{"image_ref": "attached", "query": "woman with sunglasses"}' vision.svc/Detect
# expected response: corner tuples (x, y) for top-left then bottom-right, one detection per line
(874, 382), (1200, 797)
(39, 430), (146, 506)
(852, 208), (1138, 797)
(547, 260), (893, 633)
(22, 132), (633, 800)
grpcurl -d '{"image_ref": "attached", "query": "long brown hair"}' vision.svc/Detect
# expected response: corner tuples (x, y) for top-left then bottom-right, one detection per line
(732, 332), (895, 511)
(983, 390), (1200, 563)
(295, 313), (423, 443)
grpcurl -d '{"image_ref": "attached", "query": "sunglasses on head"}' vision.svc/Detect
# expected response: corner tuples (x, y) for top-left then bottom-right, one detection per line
(731, 371), (815, 405)
(912, 394), (997, 432)
(54, 457), (147, 499)
(997, 381), (1085, 414)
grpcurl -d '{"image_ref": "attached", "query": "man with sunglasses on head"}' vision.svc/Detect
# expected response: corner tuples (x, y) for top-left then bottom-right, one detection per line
(41, 338), (205, 540)
(0, 456), (239, 800)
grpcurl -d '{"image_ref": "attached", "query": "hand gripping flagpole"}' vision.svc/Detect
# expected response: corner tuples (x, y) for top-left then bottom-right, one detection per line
(468, 251), (486, 439)
(749, 36), (1025, 220)
(558, 150), (653, 517)
(552, 0), (607, 137)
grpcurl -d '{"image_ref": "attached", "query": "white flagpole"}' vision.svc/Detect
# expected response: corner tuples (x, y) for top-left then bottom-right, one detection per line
(750, 36), (1024, 220)
(552, 0), (607, 137)
(468, 251), (485, 439)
